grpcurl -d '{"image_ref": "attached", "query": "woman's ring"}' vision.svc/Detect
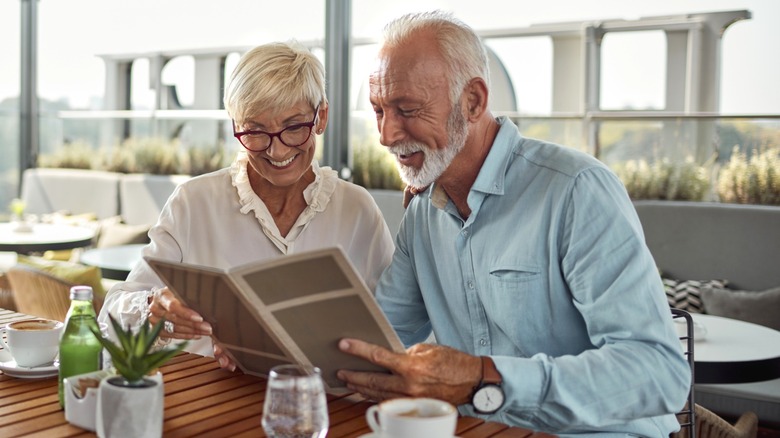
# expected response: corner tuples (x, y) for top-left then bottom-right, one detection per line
(164, 320), (175, 334)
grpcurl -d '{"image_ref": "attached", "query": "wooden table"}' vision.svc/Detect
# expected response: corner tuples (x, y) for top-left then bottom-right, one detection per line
(80, 244), (145, 281)
(0, 223), (95, 254)
(691, 313), (780, 384)
(0, 309), (552, 437)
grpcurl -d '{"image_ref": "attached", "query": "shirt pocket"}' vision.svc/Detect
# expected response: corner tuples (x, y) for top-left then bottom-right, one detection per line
(486, 263), (544, 304)
(488, 263), (541, 284)
(485, 263), (550, 353)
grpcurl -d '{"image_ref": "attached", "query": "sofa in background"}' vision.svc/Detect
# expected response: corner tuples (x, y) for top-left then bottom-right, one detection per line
(20, 168), (189, 230)
(367, 189), (405, 234)
(634, 200), (780, 428)
(119, 173), (191, 226)
(21, 168), (121, 220)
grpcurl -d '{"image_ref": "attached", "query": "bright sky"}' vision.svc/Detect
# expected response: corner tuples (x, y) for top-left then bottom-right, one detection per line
(0, 0), (778, 114)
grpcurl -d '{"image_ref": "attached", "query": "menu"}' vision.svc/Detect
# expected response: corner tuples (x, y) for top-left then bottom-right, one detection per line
(144, 247), (404, 392)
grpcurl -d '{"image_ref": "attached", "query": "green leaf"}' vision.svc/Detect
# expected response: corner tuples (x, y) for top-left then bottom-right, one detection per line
(94, 314), (188, 384)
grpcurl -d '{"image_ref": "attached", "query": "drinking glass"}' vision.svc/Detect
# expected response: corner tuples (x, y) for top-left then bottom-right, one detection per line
(262, 364), (328, 438)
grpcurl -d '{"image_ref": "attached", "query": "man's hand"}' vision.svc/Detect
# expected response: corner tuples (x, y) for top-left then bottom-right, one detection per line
(147, 287), (212, 340)
(213, 343), (237, 371)
(336, 338), (482, 405)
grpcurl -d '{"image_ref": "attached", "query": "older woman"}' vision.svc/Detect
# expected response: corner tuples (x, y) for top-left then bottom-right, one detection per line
(98, 41), (394, 367)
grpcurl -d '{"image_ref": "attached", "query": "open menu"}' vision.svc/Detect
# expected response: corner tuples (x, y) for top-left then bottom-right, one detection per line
(144, 246), (404, 392)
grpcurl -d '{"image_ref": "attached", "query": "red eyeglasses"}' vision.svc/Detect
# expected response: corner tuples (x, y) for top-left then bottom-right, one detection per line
(232, 105), (319, 152)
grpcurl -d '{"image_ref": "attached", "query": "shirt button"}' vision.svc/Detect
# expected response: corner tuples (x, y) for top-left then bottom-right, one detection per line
(467, 281), (474, 289)
(462, 230), (469, 236)
(480, 338), (488, 346)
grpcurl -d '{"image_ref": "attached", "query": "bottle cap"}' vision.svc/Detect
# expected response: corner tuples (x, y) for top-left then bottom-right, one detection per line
(70, 285), (94, 301)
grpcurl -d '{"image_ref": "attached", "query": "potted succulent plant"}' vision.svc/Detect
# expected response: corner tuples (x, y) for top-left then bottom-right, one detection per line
(89, 315), (187, 438)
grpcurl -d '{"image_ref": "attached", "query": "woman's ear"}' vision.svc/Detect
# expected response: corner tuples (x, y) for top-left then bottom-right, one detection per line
(316, 102), (329, 134)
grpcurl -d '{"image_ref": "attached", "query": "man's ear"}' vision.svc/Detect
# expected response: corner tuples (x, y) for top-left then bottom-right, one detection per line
(463, 77), (489, 121)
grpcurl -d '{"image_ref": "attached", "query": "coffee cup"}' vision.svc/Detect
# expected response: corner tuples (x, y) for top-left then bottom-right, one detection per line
(365, 397), (457, 438)
(0, 319), (64, 367)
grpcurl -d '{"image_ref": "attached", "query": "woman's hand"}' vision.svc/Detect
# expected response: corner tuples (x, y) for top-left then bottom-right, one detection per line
(147, 287), (212, 341)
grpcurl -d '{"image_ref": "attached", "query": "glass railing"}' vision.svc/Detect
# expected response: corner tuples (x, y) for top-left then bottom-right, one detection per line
(2, 110), (779, 212)
(508, 112), (780, 203)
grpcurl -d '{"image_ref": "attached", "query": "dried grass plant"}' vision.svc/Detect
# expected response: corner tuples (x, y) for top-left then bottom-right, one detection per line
(37, 141), (96, 169)
(717, 147), (780, 205)
(351, 139), (404, 191)
(612, 158), (710, 201)
(39, 137), (231, 177)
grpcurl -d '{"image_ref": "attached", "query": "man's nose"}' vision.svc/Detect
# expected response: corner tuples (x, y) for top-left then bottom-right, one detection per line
(378, 112), (405, 147)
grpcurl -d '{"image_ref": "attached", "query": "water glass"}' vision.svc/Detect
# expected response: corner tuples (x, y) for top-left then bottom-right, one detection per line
(262, 364), (328, 438)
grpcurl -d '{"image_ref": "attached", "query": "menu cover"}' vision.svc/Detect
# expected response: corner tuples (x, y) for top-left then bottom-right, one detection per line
(144, 246), (404, 392)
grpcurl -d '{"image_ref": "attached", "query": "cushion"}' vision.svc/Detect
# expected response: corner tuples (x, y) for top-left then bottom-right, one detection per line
(700, 285), (780, 330)
(663, 277), (728, 313)
(95, 216), (151, 248)
(42, 249), (76, 262)
(16, 255), (106, 299)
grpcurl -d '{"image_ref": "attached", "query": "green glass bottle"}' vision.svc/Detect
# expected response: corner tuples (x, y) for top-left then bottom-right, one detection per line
(58, 285), (102, 408)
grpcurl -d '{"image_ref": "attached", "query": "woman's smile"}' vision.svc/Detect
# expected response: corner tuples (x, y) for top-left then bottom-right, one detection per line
(268, 154), (297, 168)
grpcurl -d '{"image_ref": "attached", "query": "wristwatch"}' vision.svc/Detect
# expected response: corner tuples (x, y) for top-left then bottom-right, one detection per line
(471, 356), (505, 414)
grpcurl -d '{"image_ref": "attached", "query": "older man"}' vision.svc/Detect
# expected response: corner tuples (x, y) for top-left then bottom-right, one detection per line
(337, 10), (690, 436)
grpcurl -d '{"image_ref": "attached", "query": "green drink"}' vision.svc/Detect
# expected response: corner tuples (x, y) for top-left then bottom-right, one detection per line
(58, 286), (102, 408)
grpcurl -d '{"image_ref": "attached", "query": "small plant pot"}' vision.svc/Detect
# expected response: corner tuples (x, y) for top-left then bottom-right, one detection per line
(96, 375), (163, 438)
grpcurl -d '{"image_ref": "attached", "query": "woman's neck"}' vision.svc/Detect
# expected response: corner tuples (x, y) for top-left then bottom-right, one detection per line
(248, 166), (316, 236)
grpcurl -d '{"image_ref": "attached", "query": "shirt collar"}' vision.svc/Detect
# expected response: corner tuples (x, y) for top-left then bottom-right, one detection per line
(229, 151), (337, 213)
(470, 116), (519, 196)
(424, 116), (519, 203)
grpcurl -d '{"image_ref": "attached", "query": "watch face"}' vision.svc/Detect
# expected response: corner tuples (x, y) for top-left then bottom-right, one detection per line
(473, 384), (504, 413)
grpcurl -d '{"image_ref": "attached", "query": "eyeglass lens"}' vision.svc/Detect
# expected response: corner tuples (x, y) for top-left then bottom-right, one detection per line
(240, 124), (312, 151)
(236, 106), (319, 152)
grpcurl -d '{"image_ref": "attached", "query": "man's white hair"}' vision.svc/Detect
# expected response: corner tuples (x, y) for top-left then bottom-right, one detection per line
(381, 10), (490, 106)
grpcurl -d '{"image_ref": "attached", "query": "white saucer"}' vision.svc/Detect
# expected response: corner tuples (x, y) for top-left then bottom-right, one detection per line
(0, 350), (59, 379)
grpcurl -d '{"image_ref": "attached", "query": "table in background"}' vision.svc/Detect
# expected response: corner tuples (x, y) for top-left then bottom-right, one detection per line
(0, 223), (95, 254)
(80, 244), (145, 280)
(691, 313), (780, 384)
(0, 308), (552, 437)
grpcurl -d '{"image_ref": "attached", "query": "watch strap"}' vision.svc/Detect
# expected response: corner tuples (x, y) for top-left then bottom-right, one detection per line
(481, 356), (502, 386)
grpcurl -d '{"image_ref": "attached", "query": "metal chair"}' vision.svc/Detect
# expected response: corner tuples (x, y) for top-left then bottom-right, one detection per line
(672, 308), (696, 438)
(670, 309), (759, 438)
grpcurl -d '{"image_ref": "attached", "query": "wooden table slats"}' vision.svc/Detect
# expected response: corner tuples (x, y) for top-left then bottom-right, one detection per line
(1, 308), (552, 437)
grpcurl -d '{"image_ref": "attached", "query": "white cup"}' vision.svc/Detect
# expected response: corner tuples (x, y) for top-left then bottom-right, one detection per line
(366, 397), (457, 438)
(0, 319), (64, 367)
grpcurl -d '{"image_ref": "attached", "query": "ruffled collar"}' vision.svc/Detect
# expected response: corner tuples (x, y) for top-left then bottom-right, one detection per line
(228, 151), (338, 253)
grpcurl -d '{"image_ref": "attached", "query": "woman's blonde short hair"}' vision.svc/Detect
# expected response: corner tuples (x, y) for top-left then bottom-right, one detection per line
(224, 41), (327, 124)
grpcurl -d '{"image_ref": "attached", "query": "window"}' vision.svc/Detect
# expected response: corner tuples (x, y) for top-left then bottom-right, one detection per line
(600, 30), (666, 110)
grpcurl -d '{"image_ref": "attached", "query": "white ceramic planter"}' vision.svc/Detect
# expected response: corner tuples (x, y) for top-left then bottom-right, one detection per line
(95, 375), (163, 438)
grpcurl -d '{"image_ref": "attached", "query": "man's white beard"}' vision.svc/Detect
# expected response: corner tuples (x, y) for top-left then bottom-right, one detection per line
(388, 105), (468, 189)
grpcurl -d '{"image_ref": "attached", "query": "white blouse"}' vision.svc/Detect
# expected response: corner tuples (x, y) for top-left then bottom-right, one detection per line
(98, 152), (395, 355)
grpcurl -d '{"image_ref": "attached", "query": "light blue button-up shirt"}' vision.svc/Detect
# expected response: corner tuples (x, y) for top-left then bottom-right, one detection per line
(376, 117), (690, 437)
